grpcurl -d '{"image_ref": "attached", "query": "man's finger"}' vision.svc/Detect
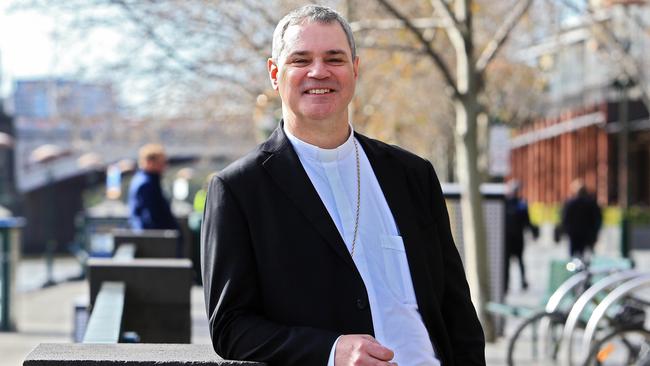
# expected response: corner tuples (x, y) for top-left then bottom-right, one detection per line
(364, 341), (394, 361)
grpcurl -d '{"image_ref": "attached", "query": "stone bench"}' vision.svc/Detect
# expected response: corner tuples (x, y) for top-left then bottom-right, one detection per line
(111, 228), (180, 258)
(87, 257), (192, 343)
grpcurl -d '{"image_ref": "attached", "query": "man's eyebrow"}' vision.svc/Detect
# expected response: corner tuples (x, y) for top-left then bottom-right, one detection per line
(325, 49), (347, 57)
(288, 51), (310, 57)
(286, 49), (348, 58)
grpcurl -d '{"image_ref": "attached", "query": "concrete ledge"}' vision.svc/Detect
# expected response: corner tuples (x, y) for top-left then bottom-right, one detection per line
(88, 258), (192, 305)
(24, 344), (266, 365)
(112, 229), (180, 258)
(87, 259), (192, 343)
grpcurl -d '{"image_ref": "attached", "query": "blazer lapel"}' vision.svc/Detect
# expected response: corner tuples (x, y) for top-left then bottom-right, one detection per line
(261, 125), (357, 270)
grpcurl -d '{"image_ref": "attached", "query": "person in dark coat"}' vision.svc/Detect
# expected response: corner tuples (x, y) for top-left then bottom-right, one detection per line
(504, 180), (538, 292)
(128, 143), (179, 231)
(561, 179), (602, 258)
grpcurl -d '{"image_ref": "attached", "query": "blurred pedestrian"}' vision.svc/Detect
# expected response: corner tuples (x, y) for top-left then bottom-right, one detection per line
(560, 179), (602, 258)
(504, 180), (538, 292)
(128, 143), (179, 232)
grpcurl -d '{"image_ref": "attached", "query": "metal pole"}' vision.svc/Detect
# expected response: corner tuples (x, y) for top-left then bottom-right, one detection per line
(618, 80), (630, 258)
(1, 227), (9, 330)
(42, 172), (56, 288)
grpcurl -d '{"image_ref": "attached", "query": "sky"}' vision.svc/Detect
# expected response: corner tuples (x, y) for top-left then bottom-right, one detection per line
(0, 2), (124, 101)
(0, 2), (58, 97)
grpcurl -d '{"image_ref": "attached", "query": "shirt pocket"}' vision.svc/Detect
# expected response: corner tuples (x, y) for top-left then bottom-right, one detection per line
(380, 234), (417, 304)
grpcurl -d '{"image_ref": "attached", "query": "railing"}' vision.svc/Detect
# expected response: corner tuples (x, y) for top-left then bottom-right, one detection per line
(82, 282), (125, 344)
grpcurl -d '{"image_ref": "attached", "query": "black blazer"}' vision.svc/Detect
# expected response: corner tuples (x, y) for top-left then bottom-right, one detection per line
(201, 124), (485, 366)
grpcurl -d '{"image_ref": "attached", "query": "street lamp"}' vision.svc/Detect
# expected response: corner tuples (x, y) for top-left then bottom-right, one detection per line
(612, 76), (634, 258)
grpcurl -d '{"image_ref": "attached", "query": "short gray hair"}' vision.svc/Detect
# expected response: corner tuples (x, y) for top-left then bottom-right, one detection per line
(271, 5), (356, 62)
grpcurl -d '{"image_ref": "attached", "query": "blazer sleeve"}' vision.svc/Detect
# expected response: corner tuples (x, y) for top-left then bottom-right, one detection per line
(201, 176), (339, 365)
(426, 161), (486, 365)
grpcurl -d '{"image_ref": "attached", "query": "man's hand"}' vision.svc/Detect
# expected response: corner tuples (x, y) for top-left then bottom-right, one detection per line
(335, 334), (397, 366)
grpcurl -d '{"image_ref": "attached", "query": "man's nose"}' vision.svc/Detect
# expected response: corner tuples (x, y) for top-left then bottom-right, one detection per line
(307, 59), (329, 79)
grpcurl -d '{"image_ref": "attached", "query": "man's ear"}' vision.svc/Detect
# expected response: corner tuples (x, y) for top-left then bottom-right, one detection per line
(353, 56), (360, 81)
(268, 58), (279, 90)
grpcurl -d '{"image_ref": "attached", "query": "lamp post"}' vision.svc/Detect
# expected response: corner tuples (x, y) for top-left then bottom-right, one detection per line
(0, 131), (19, 331)
(613, 76), (632, 258)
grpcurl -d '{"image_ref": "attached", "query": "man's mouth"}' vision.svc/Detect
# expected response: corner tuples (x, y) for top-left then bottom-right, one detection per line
(305, 88), (334, 95)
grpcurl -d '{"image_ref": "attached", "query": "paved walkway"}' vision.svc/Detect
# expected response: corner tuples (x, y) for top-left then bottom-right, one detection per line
(1, 225), (647, 365)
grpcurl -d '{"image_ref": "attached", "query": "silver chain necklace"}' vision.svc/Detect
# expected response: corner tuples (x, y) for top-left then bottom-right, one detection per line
(350, 138), (360, 257)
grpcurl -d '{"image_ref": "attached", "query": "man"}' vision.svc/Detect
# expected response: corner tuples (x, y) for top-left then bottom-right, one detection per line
(128, 143), (179, 231)
(560, 179), (602, 258)
(504, 180), (538, 293)
(202, 5), (485, 366)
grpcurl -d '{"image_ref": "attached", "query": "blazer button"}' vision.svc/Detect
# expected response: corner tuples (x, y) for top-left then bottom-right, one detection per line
(356, 298), (367, 310)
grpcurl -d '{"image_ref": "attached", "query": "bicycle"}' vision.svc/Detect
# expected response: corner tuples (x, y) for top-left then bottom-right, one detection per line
(583, 326), (650, 365)
(506, 257), (635, 366)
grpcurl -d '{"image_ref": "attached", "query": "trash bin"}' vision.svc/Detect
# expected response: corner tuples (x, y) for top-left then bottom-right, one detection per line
(0, 216), (25, 331)
(441, 183), (507, 305)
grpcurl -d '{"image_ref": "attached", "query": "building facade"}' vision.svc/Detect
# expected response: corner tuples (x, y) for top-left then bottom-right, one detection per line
(510, 1), (650, 206)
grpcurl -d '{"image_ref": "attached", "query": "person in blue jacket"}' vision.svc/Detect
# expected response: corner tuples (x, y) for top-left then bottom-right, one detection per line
(504, 180), (539, 292)
(128, 143), (179, 232)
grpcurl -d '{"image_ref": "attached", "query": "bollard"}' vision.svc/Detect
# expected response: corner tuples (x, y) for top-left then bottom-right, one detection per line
(42, 239), (56, 288)
(0, 216), (25, 331)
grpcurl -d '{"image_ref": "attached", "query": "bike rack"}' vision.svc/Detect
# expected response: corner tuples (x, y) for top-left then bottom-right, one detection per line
(538, 266), (636, 364)
(560, 270), (640, 365)
(545, 272), (590, 314)
(532, 271), (590, 359)
(580, 273), (650, 365)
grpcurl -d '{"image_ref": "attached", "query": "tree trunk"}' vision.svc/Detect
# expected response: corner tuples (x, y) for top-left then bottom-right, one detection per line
(454, 96), (495, 341)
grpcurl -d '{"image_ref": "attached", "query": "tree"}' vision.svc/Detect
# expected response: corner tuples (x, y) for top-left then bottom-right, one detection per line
(356, 0), (536, 340)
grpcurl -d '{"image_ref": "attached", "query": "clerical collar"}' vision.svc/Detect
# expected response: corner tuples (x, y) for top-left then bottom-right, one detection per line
(283, 124), (355, 163)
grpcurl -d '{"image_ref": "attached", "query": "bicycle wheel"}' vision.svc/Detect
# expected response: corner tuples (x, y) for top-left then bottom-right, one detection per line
(507, 310), (567, 366)
(583, 327), (650, 366)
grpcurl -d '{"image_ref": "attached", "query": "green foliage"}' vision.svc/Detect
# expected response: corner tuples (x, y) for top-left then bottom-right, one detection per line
(627, 206), (650, 225)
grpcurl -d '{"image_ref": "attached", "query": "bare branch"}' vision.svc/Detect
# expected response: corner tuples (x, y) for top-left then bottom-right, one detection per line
(240, 0), (278, 28)
(475, 0), (534, 73)
(220, 9), (269, 58)
(428, 0), (458, 28)
(356, 39), (428, 55)
(375, 0), (459, 97)
(429, 0), (468, 68)
(350, 17), (447, 32)
(109, 0), (260, 96)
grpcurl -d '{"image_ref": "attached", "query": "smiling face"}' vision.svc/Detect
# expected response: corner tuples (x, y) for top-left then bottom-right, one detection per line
(268, 21), (359, 138)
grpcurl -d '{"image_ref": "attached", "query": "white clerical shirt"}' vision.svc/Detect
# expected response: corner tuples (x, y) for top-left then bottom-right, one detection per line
(283, 125), (440, 366)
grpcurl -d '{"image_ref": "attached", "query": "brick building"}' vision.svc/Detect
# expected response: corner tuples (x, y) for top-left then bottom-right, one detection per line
(509, 0), (650, 206)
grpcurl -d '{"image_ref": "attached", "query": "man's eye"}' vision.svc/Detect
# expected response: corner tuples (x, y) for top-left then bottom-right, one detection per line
(293, 59), (308, 64)
(328, 59), (344, 64)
